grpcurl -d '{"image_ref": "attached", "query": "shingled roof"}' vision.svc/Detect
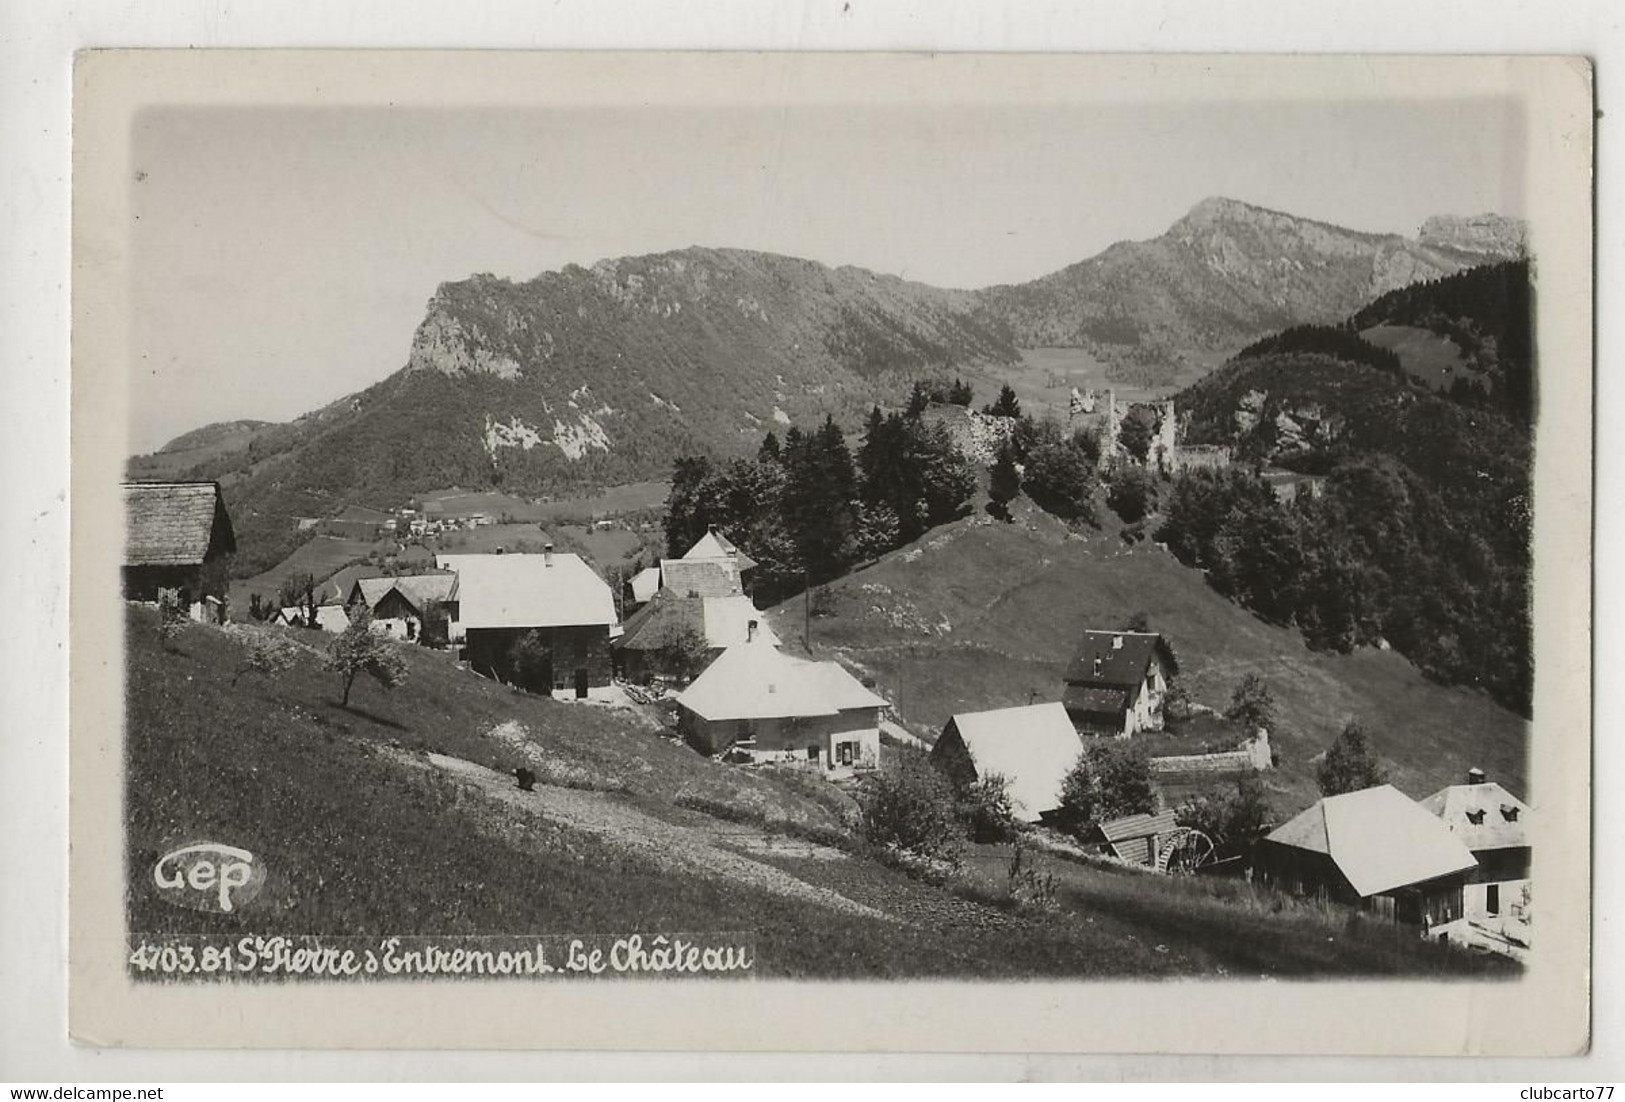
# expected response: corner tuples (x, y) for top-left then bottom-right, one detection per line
(618, 591), (780, 652)
(123, 481), (236, 567)
(659, 557), (743, 598)
(1064, 630), (1176, 688)
(684, 528), (757, 572)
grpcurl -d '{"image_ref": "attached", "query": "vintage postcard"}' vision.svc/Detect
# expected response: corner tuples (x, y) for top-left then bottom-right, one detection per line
(70, 51), (1593, 1053)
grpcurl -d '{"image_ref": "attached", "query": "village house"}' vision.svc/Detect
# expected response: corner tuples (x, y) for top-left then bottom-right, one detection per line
(614, 591), (781, 681)
(615, 527), (769, 676)
(675, 642), (886, 771)
(627, 565), (663, 607)
(1082, 810), (1184, 869)
(1421, 768), (1532, 930)
(436, 546), (618, 697)
(274, 603), (352, 633)
(1062, 630), (1177, 737)
(931, 702), (1085, 822)
(346, 572), (459, 645)
(1253, 784), (1479, 935)
(122, 481), (237, 616)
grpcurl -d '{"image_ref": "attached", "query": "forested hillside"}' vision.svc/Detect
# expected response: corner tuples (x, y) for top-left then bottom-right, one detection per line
(1352, 259), (1533, 422)
(1167, 260), (1534, 713)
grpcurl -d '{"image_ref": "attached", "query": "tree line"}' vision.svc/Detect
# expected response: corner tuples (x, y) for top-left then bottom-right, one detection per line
(663, 408), (979, 604)
(1155, 459), (1531, 714)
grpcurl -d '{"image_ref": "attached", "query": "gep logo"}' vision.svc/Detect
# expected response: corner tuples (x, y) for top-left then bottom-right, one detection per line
(153, 843), (265, 914)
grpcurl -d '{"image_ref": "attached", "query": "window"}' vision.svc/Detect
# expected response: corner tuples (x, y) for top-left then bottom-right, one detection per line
(1501, 806), (1520, 822)
(1466, 809), (1486, 825)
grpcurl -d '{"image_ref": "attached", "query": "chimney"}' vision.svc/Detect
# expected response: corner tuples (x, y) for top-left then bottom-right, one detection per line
(544, 543), (554, 567)
(1467, 767), (1487, 785)
(747, 619), (758, 643)
(1112, 634), (1124, 650)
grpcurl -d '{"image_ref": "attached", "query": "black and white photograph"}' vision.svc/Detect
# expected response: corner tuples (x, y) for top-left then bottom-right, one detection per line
(62, 49), (1594, 1054)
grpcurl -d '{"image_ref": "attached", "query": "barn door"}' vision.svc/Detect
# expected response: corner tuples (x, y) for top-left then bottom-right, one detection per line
(574, 667), (590, 699)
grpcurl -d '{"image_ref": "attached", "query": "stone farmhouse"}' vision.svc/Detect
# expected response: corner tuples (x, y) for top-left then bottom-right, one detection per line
(436, 547), (618, 697)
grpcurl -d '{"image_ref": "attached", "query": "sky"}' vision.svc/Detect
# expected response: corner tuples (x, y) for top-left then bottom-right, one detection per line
(129, 96), (1526, 453)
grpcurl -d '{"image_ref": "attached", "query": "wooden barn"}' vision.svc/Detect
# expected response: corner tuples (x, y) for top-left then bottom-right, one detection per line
(1081, 810), (1184, 868)
(1254, 784), (1479, 932)
(122, 481), (236, 605)
(1062, 630), (1177, 737)
(931, 702), (1084, 822)
(436, 548), (617, 696)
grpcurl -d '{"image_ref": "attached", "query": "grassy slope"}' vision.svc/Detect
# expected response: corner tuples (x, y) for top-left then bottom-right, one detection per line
(766, 499), (1527, 812)
(230, 534), (384, 607)
(1359, 324), (1470, 391)
(126, 607), (1508, 979)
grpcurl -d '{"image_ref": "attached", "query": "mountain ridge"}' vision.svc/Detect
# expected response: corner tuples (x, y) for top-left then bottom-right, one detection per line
(131, 197), (1526, 576)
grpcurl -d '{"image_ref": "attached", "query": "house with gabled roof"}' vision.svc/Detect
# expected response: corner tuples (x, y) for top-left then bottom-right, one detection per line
(617, 527), (770, 675)
(122, 481), (236, 605)
(346, 572), (459, 644)
(436, 546), (618, 696)
(627, 565), (663, 607)
(676, 642), (886, 771)
(658, 557), (744, 599)
(614, 590), (781, 682)
(684, 526), (757, 572)
(1254, 784), (1479, 933)
(1421, 768), (1531, 926)
(1062, 630), (1177, 737)
(931, 702), (1084, 822)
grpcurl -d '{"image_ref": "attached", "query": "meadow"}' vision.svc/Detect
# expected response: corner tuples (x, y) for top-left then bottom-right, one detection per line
(124, 606), (1514, 979)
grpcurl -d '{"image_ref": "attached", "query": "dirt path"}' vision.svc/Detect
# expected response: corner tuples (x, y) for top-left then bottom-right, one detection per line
(379, 746), (891, 922)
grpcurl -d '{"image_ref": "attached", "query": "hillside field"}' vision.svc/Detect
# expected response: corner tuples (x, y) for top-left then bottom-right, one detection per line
(765, 499), (1528, 814)
(124, 607), (1510, 979)
(231, 534), (383, 608)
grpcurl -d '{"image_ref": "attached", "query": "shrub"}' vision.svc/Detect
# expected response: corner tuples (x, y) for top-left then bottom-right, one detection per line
(1176, 771), (1275, 860)
(1316, 719), (1388, 796)
(156, 590), (190, 650)
(957, 772), (1017, 843)
(233, 630), (302, 686)
(1054, 742), (1155, 836)
(1225, 673), (1278, 733)
(1106, 465), (1159, 523)
(325, 605), (409, 707)
(508, 629), (555, 692)
(857, 750), (961, 863)
(1023, 437), (1099, 522)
